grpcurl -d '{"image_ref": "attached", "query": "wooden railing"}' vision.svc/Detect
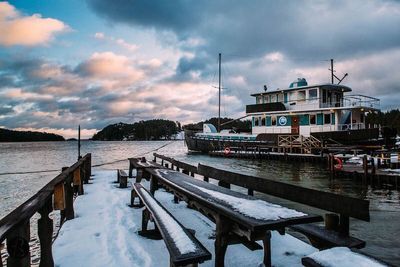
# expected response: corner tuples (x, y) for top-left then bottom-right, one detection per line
(0, 154), (92, 267)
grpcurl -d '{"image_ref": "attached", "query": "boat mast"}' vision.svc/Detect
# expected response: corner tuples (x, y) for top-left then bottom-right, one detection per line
(218, 53), (221, 132)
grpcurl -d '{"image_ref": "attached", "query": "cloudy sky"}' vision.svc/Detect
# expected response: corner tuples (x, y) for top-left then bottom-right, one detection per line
(0, 0), (399, 138)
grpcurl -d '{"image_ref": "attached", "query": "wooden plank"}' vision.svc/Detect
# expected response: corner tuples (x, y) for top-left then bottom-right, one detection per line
(53, 183), (65, 210)
(198, 164), (370, 221)
(73, 168), (81, 185)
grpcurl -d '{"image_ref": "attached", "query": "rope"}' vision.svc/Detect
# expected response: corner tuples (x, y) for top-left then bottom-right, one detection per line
(0, 141), (175, 176)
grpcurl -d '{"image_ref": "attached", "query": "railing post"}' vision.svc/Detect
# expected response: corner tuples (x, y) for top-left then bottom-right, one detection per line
(38, 197), (54, 267)
(6, 220), (30, 267)
(64, 173), (75, 221)
(0, 242), (4, 267)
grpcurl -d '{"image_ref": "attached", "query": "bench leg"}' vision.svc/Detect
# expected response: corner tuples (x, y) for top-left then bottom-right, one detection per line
(215, 217), (230, 267)
(263, 231), (272, 267)
(129, 162), (133, 178)
(142, 209), (150, 232)
(130, 189), (143, 207)
(120, 176), (127, 188)
(150, 175), (158, 195)
(136, 169), (143, 183)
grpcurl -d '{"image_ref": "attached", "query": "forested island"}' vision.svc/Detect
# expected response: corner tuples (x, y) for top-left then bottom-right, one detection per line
(0, 128), (65, 142)
(91, 119), (181, 141)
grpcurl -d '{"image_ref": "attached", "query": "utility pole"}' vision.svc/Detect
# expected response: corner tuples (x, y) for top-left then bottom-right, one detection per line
(330, 59), (334, 84)
(218, 53), (221, 132)
(78, 125), (81, 160)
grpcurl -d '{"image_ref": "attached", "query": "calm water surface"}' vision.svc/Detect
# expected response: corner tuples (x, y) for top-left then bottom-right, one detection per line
(0, 141), (399, 265)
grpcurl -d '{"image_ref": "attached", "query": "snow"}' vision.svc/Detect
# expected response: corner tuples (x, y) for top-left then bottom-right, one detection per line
(381, 168), (400, 174)
(53, 170), (320, 266)
(307, 247), (387, 267)
(138, 187), (198, 254)
(185, 182), (306, 221)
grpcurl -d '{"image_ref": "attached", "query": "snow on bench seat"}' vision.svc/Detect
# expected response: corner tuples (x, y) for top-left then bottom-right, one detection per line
(302, 247), (388, 267)
(133, 183), (211, 266)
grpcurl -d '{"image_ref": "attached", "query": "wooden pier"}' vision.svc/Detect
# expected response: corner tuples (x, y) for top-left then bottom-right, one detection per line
(327, 154), (400, 190)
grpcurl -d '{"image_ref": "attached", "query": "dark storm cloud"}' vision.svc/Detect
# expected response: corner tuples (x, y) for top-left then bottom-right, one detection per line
(87, 0), (400, 60)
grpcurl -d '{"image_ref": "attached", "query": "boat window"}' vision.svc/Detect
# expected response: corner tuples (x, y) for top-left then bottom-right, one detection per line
(310, 114), (316, 125)
(298, 90), (306, 101)
(254, 117), (259, 126)
(324, 113), (331, 124)
(261, 116), (266, 126)
(289, 92), (295, 101)
(309, 89), (318, 99)
(271, 116), (277, 126)
(256, 96), (262, 104)
(322, 90), (327, 103)
(360, 112), (365, 123)
(263, 95), (269, 103)
(271, 94), (277, 102)
(278, 93), (284, 102)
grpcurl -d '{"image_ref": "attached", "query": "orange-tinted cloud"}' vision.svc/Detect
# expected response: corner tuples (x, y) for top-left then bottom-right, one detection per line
(0, 2), (68, 46)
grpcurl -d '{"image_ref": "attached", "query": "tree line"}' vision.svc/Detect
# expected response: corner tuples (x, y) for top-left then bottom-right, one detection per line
(91, 119), (181, 141)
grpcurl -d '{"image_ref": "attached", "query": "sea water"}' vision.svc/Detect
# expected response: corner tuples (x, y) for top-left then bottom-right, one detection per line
(0, 140), (399, 265)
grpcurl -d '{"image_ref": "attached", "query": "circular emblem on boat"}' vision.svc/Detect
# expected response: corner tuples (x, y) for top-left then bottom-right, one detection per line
(278, 116), (287, 126)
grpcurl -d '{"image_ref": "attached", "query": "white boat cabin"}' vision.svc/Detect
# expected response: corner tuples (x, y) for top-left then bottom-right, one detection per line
(246, 78), (380, 137)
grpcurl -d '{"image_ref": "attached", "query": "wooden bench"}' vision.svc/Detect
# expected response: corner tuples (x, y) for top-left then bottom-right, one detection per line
(131, 183), (211, 267)
(146, 168), (322, 267)
(117, 169), (128, 188)
(197, 163), (370, 251)
(302, 247), (391, 267)
(290, 222), (365, 250)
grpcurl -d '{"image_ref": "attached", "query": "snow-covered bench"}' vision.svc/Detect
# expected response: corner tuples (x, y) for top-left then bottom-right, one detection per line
(302, 247), (390, 267)
(132, 183), (212, 267)
(117, 169), (128, 188)
(196, 163), (369, 251)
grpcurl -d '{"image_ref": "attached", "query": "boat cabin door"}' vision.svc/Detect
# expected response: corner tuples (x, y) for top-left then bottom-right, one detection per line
(291, 116), (299, 134)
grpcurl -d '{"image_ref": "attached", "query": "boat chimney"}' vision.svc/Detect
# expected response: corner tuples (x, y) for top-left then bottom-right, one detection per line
(263, 85), (268, 92)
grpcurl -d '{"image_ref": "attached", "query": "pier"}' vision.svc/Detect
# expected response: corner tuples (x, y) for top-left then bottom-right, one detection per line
(0, 152), (394, 266)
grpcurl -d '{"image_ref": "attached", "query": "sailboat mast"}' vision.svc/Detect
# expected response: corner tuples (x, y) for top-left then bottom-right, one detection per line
(218, 53), (221, 132)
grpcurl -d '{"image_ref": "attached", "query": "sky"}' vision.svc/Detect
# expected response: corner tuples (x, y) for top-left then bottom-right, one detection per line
(0, 0), (399, 139)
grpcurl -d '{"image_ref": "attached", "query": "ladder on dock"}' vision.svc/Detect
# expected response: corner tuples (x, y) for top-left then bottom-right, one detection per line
(278, 135), (322, 153)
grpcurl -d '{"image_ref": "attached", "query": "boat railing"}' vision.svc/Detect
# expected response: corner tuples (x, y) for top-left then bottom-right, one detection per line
(337, 123), (366, 131)
(320, 95), (380, 109)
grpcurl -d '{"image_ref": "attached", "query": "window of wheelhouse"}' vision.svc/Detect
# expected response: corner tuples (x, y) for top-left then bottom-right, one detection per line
(309, 89), (318, 99)
(298, 90), (306, 101)
(271, 94), (277, 102)
(256, 96), (262, 104)
(263, 95), (269, 103)
(310, 114), (316, 125)
(278, 93), (284, 102)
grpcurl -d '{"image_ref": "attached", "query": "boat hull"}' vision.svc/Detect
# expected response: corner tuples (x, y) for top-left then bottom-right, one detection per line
(184, 128), (382, 153)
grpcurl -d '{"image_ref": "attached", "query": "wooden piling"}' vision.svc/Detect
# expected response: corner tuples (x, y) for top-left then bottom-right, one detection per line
(38, 197), (54, 267)
(6, 220), (30, 267)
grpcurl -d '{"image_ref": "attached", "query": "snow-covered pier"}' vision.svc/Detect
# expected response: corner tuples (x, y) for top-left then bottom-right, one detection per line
(0, 154), (391, 266)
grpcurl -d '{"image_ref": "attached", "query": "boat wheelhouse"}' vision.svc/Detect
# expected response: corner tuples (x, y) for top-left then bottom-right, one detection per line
(247, 78), (380, 137)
